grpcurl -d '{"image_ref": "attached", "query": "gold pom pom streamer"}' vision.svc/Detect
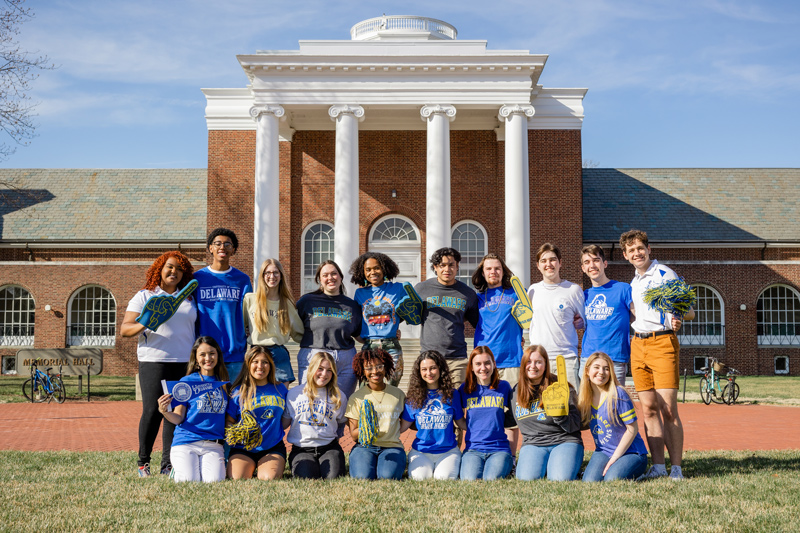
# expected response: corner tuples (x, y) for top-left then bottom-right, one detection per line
(358, 398), (379, 447)
(225, 410), (263, 451)
(643, 279), (697, 318)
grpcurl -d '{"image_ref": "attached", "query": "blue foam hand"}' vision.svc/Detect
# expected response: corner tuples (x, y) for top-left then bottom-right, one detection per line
(136, 279), (198, 331)
(510, 276), (533, 329)
(396, 282), (424, 326)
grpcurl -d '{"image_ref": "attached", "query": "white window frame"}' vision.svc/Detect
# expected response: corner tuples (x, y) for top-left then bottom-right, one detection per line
(1, 355), (18, 375)
(0, 285), (35, 347)
(369, 214), (421, 248)
(451, 220), (488, 288)
(693, 356), (709, 375)
(300, 221), (335, 295)
(774, 355), (789, 375)
(757, 284), (800, 346)
(677, 284), (724, 346)
(67, 285), (116, 347)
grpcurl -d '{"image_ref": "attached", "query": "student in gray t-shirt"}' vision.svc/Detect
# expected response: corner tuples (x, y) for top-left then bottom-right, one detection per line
(415, 247), (479, 387)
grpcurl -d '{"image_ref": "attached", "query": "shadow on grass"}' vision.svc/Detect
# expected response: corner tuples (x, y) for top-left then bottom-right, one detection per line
(689, 452), (800, 478)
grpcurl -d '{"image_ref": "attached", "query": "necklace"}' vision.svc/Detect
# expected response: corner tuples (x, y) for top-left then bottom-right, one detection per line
(484, 287), (505, 313)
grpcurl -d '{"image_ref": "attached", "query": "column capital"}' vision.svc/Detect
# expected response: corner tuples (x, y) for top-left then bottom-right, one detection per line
(250, 105), (285, 120)
(329, 104), (365, 122)
(498, 104), (535, 121)
(420, 104), (456, 122)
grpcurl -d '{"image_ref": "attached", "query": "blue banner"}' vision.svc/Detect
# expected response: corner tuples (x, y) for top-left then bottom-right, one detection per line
(162, 379), (228, 407)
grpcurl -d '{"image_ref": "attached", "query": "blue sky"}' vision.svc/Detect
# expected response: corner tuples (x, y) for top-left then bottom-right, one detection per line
(6, 0), (800, 169)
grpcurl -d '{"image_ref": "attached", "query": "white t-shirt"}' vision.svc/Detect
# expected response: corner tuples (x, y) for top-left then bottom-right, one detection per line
(630, 259), (679, 334)
(127, 287), (197, 363)
(283, 385), (347, 448)
(527, 280), (586, 359)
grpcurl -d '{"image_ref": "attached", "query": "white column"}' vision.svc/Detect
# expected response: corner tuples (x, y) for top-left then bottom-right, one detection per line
(499, 104), (535, 287)
(329, 104), (365, 296)
(421, 104), (456, 273)
(250, 104), (285, 281)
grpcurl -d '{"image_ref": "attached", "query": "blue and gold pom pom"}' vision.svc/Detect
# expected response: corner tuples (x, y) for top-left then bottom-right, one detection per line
(643, 279), (697, 318)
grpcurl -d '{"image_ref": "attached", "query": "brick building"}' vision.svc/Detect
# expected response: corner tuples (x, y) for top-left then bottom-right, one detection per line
(1, 17), (798, 376)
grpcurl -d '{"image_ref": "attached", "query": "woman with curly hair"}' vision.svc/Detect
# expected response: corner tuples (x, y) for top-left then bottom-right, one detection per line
(345, 348), (407, 480)
(121, 251), (196, 478)
(350, 252), (408, 386)
(510, 345), (583, 481)
(401, 351), (463, 480)
(243, 259), (303, 386)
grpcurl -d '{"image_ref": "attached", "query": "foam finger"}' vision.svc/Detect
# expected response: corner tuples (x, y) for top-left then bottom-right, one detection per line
(510, 276), (531, 306)
(556, 355), (567, 385)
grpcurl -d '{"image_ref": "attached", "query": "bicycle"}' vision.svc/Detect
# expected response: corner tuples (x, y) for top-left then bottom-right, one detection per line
(22, 362), (66, 404)
(699, 358), (739, 405)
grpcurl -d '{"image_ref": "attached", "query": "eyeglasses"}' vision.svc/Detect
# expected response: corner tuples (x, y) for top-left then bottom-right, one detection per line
(211, 242), (234, 249)
(364, 364), (385, 372)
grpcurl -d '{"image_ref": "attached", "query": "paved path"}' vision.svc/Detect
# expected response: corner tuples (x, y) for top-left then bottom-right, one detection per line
(1, 401), (798, 453)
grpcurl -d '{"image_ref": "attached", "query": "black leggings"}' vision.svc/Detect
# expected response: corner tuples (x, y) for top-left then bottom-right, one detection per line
(288, 440), (346, 480)
(138, 361), (186, 470)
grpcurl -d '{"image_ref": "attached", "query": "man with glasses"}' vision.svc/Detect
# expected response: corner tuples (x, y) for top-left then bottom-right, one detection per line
(194, 228), (253, 379)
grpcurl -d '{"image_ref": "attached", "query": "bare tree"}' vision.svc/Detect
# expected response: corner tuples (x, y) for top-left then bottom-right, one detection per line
(1, 0), (54, 161)
(582, 159), (600, 168)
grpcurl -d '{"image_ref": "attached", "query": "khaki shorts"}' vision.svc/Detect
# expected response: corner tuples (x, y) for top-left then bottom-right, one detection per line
(445, 357), (468, 389)
(497, 367), (520, 389)
(631, 333), (680, 391)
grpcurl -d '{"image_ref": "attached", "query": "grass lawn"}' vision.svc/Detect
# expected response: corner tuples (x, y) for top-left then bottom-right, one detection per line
(679, 375), (800, 405)
(0, 375), (136, 403)
(0, 450), (798, 532)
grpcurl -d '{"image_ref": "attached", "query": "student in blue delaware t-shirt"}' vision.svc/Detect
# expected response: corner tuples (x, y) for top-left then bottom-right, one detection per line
(226, 346), (288, 481)
(457, 346), (515, 481)
(401, 351), (464, 480)
(580, 245), (633, 386)
(194, 228), (253, 381)
(472, 253), (524, 388)
(157, 337), (229, 483)
(578, 352), (648, 482)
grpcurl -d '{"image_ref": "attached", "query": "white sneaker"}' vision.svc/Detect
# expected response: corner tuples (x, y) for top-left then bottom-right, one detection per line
(669, 466), (684, 481)
(637, 465), (667, 481)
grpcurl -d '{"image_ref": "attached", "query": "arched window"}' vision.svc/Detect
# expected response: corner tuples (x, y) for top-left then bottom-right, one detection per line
(67, 286), (116, 347)
(301, 222), (335, 294)
(757, 285), (800, 346)
(452, 221), (487, 287)
(677, 284), (724, 346)
(371, 216), (419, 243)
(0, 285), (35, 346)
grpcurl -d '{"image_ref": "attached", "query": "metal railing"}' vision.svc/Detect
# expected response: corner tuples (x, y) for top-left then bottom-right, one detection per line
(350, 16), (457, 40)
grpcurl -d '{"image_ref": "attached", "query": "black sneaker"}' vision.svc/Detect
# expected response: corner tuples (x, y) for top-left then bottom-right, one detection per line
(160, 464), (172, 476)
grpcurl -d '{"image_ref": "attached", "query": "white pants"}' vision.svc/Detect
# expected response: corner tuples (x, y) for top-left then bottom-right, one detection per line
(407, 447), (462, 480)
(171, 440), (225, 483)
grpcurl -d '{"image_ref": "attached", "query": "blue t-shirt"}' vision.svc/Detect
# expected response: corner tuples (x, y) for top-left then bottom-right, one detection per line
(194, 266), (253, 364)
(474, 287), (524, 369)
(590, 386), (648, 458)
(458, 380), (513, 454)
(172, 372), (228, 447)
(227, 383), (288, 452)
(583, 281), (633, 363)
(354, 282), (409, 339)
(402, 388), (463, 454)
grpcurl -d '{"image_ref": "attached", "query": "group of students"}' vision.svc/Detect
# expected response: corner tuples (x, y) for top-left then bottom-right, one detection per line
(124, 226), (691, 482)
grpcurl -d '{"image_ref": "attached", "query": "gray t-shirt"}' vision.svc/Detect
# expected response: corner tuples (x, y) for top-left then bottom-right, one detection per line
(283, 386), (348, 447)
(296, 292), (362, 350)
(415, 278), (479, 359)
(510, 386), (583, 447)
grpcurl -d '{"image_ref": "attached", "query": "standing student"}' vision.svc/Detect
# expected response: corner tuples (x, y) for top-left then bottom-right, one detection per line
(350, 252), (409, 386)
(346, 349), (407, 480)
(621, 229), (694, 481)
(578, 352), (648, 482)
(226, 345), (288, 480)
(157, 337), (229, 483)
(283, 352), (348, 480)
(472, 253), (524, 388)
(580, 245), (633, 385)
(194, 228), (253, 381)
(243, 258), (303, 386)
(402, 351), (463, 480)
(511, 345), (583, 481)
(416, 247), (479, 387)
(527, 243), (585, 389)
(121, 251), (196, 477)
(296, 260), (362, 399)
(457, 346), (514, 481)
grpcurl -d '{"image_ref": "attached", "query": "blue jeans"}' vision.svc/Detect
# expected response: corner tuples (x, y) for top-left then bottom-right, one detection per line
(579, 358), (628, 387)
(516, 442), (584, 481)
(298, 347), (358, 400)
(459, 450), (512, 481)
(348, 445), (406, 480)
(264, 345), (295, 383)
(225, 362), (244, 383)
(582, 452), (647, 482)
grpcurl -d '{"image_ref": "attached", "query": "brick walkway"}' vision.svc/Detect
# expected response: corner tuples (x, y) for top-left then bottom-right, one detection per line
(1, 401), (798, 452)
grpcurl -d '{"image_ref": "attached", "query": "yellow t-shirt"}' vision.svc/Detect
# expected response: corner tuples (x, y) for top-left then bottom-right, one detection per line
(243, 293), (304, 346)
(345, 385), (405, 448)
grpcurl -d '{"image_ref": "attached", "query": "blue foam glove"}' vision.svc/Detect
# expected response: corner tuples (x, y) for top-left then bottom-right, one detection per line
(396, 282), (424, 326)
(136, 279), (198, 331)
